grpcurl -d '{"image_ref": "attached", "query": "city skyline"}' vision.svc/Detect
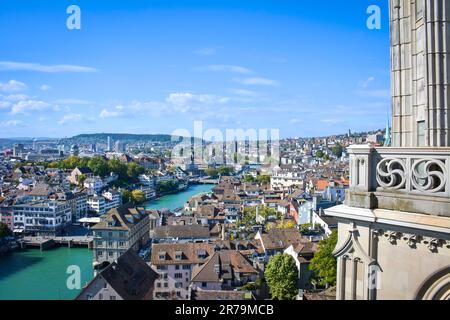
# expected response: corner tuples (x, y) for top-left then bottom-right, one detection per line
(0, 0), (390, 139)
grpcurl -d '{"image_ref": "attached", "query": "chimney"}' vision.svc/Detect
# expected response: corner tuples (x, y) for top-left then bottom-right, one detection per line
(221, 224), (225, 241)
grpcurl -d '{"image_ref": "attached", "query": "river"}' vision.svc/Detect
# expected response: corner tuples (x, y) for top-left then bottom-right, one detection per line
(0, 184), (214, 300)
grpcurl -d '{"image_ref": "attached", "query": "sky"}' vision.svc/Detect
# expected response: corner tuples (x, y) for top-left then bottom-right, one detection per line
(0, 0), (391, 139)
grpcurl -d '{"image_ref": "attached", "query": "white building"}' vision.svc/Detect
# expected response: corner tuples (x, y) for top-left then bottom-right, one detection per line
(13, 201), (72, 235)
(84, 176), (104, 194)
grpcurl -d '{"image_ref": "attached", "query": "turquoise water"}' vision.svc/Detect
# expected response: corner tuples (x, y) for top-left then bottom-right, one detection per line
(0, 247), (93, 300)
(144, 184), (213, 210)
(0, 184), (213, 300)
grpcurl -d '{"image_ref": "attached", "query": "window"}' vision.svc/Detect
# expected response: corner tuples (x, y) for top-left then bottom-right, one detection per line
(175, 265), (180, 270)
(175, 282), (183, 289)
(99, 293), (103, 300)
(202, 282), (207, 288)
(175, 273), (183, 279)
(182, 265), (191, 270)
(418, 121), (426, 146)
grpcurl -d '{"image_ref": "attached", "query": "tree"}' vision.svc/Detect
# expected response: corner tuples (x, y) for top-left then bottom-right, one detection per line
(0, 222), (11, 238)
(122, 189), (132, 203)
(256, 175), (271, 184)
(131, 190), (146, 204)
(243, 175), (256, 183)
(88, 157), (108, 177)
(332, 144), (343, 158)
(265, 254), (299, 300)
(309, 230), (338, 288)
(218, 166), (234, 176)
(127, 162), (145, 179)
(315, 150), (324, 158)
(77, 174), (87, 187)
(299, 223), (313, 234)
(205, 168), (219, 178)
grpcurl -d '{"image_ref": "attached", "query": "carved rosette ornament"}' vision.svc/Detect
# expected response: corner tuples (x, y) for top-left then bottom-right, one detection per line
(411, 159), (447, 194)
(376, 158), (406, 190)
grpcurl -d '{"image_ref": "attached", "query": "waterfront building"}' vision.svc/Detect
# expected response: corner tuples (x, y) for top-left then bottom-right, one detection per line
(92, 204), (150, 267)
(13, 200), (72, 236)
(0, 203), (13, 230)
(326, 0), (450, 300)
(76, 250), (158, 300)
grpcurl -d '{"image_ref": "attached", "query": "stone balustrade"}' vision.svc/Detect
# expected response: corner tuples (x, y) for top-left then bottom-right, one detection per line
(346, 145), (450, 217)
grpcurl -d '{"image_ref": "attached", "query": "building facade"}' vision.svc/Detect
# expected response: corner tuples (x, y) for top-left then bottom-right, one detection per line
(92, 205), (150, 267)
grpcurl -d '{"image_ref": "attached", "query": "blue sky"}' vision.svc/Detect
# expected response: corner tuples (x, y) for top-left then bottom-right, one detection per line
(0, 0), (390, 139)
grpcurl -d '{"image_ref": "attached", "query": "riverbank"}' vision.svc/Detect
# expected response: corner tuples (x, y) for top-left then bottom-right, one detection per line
(0, 184), (214, 300)
(144, 183), (214, 211)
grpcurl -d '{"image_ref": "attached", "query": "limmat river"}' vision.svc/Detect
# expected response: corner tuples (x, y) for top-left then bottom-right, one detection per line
(0, 184), (213, 300)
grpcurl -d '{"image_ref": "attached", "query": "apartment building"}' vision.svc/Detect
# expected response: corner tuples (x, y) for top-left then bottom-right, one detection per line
(13, 200), (72, 235)
(150, 242), (215, 300)
(92, 204), (150, 267)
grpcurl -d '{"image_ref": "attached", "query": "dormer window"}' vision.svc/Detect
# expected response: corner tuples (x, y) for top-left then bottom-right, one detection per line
(158, 251), (166, 260)
(197, 250), (207, 259)
(175, 251), (183, 260)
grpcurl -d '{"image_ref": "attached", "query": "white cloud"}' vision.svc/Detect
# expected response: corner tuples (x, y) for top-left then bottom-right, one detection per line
(0, 61), (98, 73)
(10, 100), (52, 115)
(100, 108), (123, 119)
(40, 84), (52, 91)
(206, 65), (253, 74)
(0, 120), (24, 128)
(0, 101), (11, 109)
(228, 88), (259, 97)
(0, 80), (27, 92)
(53, 98), (92, 105)
(166, 93), (230, 112)
(360, 76), (375, 88)
(233, 77), (279, 86)
(58, 113), (84, 125)
(3, 94), (29, 102)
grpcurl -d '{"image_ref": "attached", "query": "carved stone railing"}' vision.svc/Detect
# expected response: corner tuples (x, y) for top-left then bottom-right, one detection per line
(347, 145), (450, 216)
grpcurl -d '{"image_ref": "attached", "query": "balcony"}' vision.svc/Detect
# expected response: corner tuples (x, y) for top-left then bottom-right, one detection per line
(346, 145), (450, 217)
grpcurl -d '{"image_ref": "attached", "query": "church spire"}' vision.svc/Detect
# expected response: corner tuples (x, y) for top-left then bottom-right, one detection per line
(384, 113), (391, 147)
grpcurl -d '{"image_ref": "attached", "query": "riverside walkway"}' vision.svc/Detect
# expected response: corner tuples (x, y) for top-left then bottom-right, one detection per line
(19, 236), (94, 251)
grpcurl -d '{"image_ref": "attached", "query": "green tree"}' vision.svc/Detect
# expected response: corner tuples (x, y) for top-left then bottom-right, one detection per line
(332, 144), (343, 158)
(218, 166), (234, 176)
(127, 162), (145, 179)
(243, 175), (256, 183)
(88, 157), (109, 177)
(0, 222), (11, 238)
(315, 150), (324, 158)
(205, 168), (219, 178)
(265, 254), (299, 300)
(122, 189), (132, 203)
(309, 231), (338, 287)
(256, 175), (271, 184)
(299, 223), (313, 234)
(77, 174), (87, 187)
(131, 190), (146, 204)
